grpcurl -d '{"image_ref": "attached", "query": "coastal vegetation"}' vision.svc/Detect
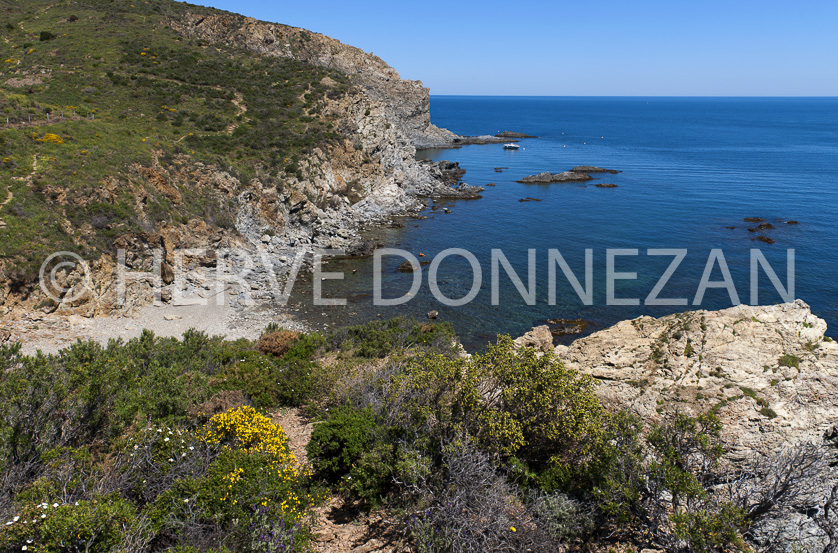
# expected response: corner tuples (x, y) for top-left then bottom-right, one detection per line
(0, 0), (351, 284)
(0, 316), (831, 552)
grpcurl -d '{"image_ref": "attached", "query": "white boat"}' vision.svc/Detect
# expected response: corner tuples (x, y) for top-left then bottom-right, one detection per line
(502, 143), (520, 150)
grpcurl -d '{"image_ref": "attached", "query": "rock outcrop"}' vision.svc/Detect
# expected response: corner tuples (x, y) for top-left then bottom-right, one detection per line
(571, 165), (620, 174)
(517, 171), (593, 184)
(549, 300), (837, 464)
(513, 325), (554, 352)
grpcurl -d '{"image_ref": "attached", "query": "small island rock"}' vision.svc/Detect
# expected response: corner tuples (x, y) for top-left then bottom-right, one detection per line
(517, 171), (593, 184)
(572, 165), (620, 174)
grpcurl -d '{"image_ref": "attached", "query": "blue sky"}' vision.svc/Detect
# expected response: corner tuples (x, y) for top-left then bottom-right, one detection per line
(189, 0), (838, 96)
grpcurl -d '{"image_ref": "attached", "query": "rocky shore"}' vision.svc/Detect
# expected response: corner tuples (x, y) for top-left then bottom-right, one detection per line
(515, 300), (838, 550)
(516, 300), (838, 465)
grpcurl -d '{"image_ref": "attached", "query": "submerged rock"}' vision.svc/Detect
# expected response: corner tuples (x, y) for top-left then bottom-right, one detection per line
(546, 318), (590, 336)
(518, 197), (543, 202)
(744, 217), (764, 223)
(756, 235), (775, 244)
(397, 260), (419, 272)
(757, 222), (775, 230)
(595, 183), (618, 188)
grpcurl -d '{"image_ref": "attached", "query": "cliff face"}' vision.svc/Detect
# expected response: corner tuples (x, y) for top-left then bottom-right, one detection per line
(163, 11), (474, 253)
(168, 12), (458, 150)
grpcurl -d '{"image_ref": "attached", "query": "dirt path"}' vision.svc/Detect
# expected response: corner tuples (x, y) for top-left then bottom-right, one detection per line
(0, 187), (13, 228)
(271, 408), (400, 553)
(0, 153), (37, 228)
(226, 91), (248, 135)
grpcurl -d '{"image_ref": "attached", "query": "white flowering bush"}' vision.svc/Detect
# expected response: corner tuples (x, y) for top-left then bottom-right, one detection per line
(0, 496), (135, 552)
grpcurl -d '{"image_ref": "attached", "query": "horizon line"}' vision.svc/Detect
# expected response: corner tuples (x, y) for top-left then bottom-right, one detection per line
(429, 94), (838, 99)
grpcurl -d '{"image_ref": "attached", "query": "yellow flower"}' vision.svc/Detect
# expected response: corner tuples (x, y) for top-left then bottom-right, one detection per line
(35, 133), (64, 144)
(510, 527), (516, 532)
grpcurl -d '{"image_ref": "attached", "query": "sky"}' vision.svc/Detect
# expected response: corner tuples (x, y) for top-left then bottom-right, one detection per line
(189, 0), (838, 96)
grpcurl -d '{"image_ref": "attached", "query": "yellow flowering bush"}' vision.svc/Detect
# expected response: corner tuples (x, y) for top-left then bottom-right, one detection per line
(35, 133), (63, 144)
(134, 407), (318, 549)
(205, 405), (295, 462)
(148, 407), (311, 543)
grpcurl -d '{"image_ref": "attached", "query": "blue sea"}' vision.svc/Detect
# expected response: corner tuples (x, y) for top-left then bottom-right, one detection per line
(290, 97), (838, 350)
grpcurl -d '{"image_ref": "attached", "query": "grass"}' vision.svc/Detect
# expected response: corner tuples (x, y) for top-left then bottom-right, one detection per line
(0, 0), (352, 283)
(778, 354), (801, 368)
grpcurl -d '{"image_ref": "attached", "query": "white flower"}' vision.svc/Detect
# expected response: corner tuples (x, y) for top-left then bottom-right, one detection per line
(52, 503), (58, 508)
(189, 446), (194, 450)
(181, 453), (186, 457)
(75, 502), (79, 506)
(5, 522), (12, 526)
(157, 428), (162, 433)
(184, 499), (189, 503)
(134, 445), (139, 450)
(13, 516), (19, 522)
(168, 458), (174, 462)
(22, 546), (27, 551)
(164, 437), (170, 442)
(40, 514), (46, 519)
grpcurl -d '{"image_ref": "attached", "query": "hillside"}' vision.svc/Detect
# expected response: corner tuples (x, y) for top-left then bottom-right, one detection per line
(0, 0), (470, 317)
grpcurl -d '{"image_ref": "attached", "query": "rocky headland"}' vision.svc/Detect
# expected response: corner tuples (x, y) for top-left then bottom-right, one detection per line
(0, 2), (501, 325)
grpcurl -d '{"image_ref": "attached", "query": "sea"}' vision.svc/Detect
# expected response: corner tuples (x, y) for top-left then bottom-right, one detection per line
(288, 97), (838, 351)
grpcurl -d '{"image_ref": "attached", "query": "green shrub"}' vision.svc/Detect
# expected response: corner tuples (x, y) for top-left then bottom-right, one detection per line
(308, 406), (379, 483)
(0, 495), (136, 552)
(472, 337), (608, 489)
(778, 354), (800, 368)
(211, 351), (285, 409)
(324, 317), (456, 358)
